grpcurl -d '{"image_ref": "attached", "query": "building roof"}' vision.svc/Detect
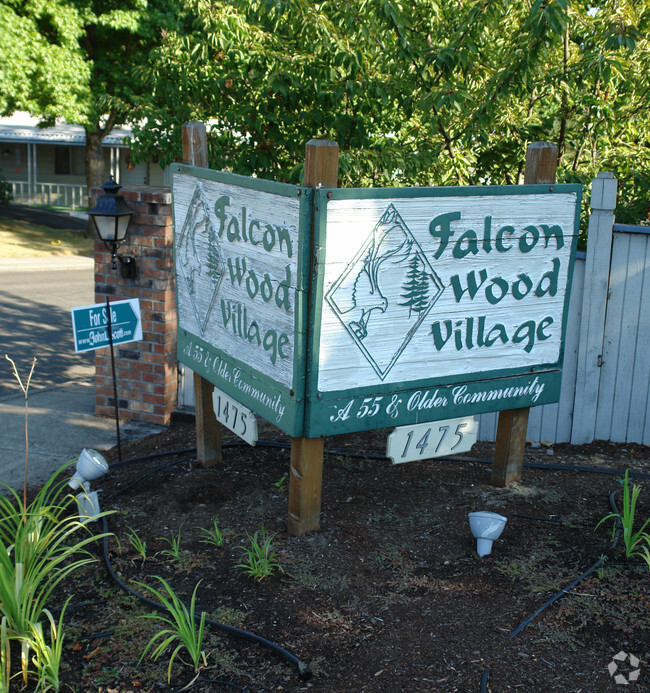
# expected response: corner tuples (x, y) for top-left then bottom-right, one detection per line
(0, 113), (132, 147)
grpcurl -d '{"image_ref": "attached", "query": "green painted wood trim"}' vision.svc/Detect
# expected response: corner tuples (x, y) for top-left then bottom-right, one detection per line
(304, 371), (562, 437)
(178, 329), (303, 437)
(320, 183), (583, 202)
(170, 163), (309, 198)
(555, 186), (582, 371)
(291, 188), (313, 401)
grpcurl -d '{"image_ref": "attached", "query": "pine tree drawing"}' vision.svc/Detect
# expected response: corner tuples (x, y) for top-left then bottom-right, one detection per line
(399, 254), (430, 318)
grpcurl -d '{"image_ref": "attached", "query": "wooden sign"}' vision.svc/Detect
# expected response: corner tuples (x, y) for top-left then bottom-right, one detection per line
(172, 165), (312, 436)
(173, 169), (581, 440)
(305, 184), (581, 436)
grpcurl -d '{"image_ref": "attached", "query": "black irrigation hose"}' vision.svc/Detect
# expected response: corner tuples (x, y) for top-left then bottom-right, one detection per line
(99, 517), (312, 681)
(478, 487), (637, 688)
(108, 443), (650, 480)
(104, 457), (194, 501)
(109, 448), (197, 468)
(102, 442), (649, 692)
(509, 558), (606, 640)
(509, 490), (624, 640)
(172, 680), (252, 693)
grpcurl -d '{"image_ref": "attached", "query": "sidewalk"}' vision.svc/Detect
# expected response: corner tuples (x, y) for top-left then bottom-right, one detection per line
(0, 379), (165, 490)
(0, 256), (93, 272)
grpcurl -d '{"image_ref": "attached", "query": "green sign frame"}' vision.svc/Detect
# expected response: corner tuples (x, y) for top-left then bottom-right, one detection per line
(172, 165), (312, 436)
(303, 184), (581, 437)
(172, 170), (581, 439)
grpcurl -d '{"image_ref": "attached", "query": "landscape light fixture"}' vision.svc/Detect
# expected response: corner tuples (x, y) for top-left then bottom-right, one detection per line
(69, 448), (109, 521)
(88, 176), (136, 277)
(468, 511), (508, 557)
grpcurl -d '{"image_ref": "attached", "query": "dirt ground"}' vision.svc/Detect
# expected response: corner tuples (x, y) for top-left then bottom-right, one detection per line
(53, 418), (650, 692)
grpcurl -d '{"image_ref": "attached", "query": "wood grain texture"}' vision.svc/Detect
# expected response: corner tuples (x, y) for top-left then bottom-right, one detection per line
(303, 139), (339, 188)
(172, 174), (301, 387)
(316, 193), (577, 391)
(287, 436), (325, 536)
(491, 408), (530, 486)
(523, 142), (558, 185)
(182, 122), (221, 467)
(181, 122), (208, 168)
(571, 173), (617, 444)
(492, 142), (557, 486)
(287, 139), (340, 536)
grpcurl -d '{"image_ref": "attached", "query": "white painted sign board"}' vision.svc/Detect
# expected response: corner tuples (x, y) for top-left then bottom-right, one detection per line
(172, 165), (311, 437)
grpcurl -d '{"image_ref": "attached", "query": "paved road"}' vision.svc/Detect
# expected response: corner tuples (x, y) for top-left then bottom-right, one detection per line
(0, 202), (87, 230)
(0, 258), (95, 397)
(0, 206), (165, 489)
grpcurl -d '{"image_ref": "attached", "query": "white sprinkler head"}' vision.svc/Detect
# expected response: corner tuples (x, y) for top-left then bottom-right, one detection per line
(69, 448), (109, 490)
(468, 511), (507, 557)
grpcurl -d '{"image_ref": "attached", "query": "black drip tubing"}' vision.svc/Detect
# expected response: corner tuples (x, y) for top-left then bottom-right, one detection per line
(107, 443), (650, 480)
(102, 442), (648, 691)
(172, 680), (252, 693)
(509, 490), (623, 640)
(99, 517), (312, 681)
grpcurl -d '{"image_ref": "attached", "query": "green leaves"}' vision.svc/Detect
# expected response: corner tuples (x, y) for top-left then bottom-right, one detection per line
(0, 464), (112, 690)
(136, 577), (207, 683)
(236, 526), (281, 580)
(596, 469), (650, 566)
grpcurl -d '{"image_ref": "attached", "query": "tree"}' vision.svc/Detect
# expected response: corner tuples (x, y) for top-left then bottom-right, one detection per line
(399, 255), (430, 318)
(0, 0), (181, 190)
(130, 0), (649, 229)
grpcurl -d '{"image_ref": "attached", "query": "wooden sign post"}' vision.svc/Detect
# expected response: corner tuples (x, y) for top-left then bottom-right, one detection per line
(491, 142), (558, 486)
(287, 140), (339, 536)
(181, 122), (222, 467)
(170, 136), (579, 534)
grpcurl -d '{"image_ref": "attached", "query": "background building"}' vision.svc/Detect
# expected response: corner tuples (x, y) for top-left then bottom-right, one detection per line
(0, 113), (168, 210)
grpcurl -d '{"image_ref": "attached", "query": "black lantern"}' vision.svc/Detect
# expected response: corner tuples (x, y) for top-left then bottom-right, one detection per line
(89, 176), (136, 277)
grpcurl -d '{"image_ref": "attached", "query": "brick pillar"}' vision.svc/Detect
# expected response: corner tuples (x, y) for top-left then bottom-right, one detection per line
(92, 185), (177, 425)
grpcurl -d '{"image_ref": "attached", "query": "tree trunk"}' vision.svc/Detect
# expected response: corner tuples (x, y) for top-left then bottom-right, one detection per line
(84, 125), (107, 236)
(85, 126), (106, 192)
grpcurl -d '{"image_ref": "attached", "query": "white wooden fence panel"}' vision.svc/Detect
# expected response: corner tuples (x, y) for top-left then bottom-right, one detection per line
(627, 233), (650, 445)
(595, 233), (630, 440)
(555, 255), (584, 441)
(609, 234), (645, 441)
(477, 411), (498, 441)
(612, 231), (650, 444)
(571, 173), (617, 444)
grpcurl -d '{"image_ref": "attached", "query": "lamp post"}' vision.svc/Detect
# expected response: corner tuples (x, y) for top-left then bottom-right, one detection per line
(88, 176), (136, 277)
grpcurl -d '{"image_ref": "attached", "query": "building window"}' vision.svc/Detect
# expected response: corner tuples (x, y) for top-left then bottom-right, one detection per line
(54, 147), (72, 175)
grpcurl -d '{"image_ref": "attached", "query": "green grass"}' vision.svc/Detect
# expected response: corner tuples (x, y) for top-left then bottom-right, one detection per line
(0, 216), (93, 258)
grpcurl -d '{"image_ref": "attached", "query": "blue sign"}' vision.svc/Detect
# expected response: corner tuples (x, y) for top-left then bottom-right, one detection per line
(71, 299), (142, 353)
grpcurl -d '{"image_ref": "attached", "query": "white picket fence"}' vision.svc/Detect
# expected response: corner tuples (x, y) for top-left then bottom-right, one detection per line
(179, 172), (650, 446)
(479, 172), (650, 445)
(10, 181), (87, 210)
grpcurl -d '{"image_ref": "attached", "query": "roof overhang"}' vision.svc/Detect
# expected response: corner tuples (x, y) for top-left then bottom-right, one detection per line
(0, 114), (132, 148)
